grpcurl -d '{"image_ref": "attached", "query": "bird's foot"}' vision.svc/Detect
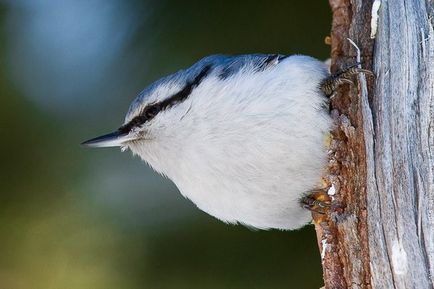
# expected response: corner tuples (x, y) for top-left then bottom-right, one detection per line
(320, 65), (374, 97)
(300, 189), (334, 215)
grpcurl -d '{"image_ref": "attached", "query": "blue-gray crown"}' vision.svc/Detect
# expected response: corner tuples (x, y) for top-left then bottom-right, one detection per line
(123, 54), (288, 129)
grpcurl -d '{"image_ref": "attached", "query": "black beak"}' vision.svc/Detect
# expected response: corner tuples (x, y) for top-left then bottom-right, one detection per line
(81, 130), (134, 148)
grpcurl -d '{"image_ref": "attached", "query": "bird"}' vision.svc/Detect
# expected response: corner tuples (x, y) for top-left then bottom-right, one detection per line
(82, 54), (357, 230)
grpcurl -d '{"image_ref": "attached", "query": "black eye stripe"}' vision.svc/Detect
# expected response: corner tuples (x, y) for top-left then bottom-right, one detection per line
(119, 64), (212, 133)
(144, 105), (161, 119)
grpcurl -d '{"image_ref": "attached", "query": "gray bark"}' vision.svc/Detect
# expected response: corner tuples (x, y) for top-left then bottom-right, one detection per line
(366, 1), (434, 288)
(317, 0), (434, 288)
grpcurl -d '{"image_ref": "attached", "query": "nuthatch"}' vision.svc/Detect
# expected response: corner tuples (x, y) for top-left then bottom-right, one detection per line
(83, 54), (358, 230)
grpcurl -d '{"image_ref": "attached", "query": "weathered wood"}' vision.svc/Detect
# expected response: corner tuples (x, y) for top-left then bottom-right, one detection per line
(315, 0), (434, 288)
(367, 1), (434, 288)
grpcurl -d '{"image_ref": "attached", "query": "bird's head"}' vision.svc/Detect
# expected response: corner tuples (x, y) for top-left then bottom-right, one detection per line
(82, 53), (288, 168)
(81, 56), (223, 153)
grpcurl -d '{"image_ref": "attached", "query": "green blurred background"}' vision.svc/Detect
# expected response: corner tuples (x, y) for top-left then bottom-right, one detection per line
(0, 1), (331, 288)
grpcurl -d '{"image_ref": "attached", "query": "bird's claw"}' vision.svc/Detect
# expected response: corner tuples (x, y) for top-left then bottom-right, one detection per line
(320, 65), (374, 97)
(300, 189), (336, 215)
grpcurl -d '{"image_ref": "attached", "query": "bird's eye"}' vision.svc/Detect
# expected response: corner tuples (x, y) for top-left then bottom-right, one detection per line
(144, 105), (161, 119)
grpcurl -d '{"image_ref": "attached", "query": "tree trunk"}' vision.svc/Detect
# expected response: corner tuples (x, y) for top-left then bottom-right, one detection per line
(315, 0), (434, 288)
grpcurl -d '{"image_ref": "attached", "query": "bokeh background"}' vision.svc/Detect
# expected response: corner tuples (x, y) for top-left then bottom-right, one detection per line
(0, 1), (331, 288)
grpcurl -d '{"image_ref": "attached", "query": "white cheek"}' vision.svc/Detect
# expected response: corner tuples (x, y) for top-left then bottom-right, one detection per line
(126, 137), (176, 178)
